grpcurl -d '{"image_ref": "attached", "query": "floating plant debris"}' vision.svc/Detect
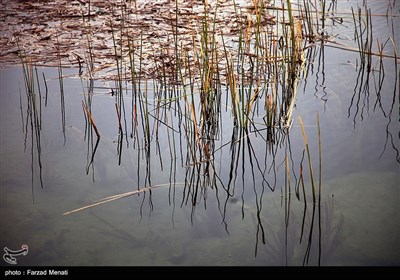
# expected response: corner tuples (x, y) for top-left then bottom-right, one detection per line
(0, 0), (276, 81)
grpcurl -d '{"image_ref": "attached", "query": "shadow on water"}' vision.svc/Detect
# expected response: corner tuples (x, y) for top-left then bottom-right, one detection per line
(1, 0), (399, 266)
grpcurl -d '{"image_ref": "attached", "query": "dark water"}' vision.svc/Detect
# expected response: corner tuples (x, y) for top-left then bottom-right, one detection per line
(1, 0), (399, 266)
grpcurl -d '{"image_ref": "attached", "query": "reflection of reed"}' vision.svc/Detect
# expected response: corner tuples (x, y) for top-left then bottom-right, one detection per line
(18, 53), (45, 199)
(56, 31), (66, 145)
(82, 97), (100, 179)
(264, 194), (343, 266)
(61, 1), (318, 261)
(219, 126), (272, 253)
(261, 113), (341, 266)
(17, 0), (396, 265)
(298, 114), (322, 265)
(348, 3), (399, 162)
(80, 78), (100, 181)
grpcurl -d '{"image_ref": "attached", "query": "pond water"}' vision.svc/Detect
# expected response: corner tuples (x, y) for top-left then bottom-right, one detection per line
(1, 0), (399, 266)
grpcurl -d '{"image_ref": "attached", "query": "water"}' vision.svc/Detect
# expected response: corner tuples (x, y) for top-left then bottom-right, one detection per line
(1, 0), (399, 266)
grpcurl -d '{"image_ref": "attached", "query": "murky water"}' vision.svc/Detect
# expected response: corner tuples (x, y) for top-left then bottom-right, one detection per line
(1, 0), (399, 266)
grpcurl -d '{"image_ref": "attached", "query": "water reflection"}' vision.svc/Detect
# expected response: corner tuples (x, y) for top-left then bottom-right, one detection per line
(347, 3), (399, 164)
(2, 0), (399, 266)
(20, 60), (45, 194)
(58, 99), (327, 265)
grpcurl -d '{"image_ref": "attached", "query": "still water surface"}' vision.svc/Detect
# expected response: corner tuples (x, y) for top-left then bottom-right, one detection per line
(1, 0), (399, 265)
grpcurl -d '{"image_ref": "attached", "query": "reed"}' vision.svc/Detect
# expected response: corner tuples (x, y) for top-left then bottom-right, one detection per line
(56, 29), (66, 144)
(82, 101), (100, 139)
(17, 48), (45, 195)
(297, 113), (323, 265)
(63, 182), (186, 215)
(48, 0), (329, 200)
(317, 112), (322, 266)
(4, 1), (359, 257)
(6, 0), (394, 265)
(298, 115), (316, 202)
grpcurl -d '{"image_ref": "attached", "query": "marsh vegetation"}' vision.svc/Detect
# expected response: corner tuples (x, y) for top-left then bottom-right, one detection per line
(0, 0), (399, 265)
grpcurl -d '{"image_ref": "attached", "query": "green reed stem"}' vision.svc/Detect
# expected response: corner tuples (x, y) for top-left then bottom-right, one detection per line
(298, 115), (316, 203)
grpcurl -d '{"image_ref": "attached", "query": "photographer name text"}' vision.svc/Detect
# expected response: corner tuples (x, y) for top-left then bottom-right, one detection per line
(5, 269), (68, 276)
